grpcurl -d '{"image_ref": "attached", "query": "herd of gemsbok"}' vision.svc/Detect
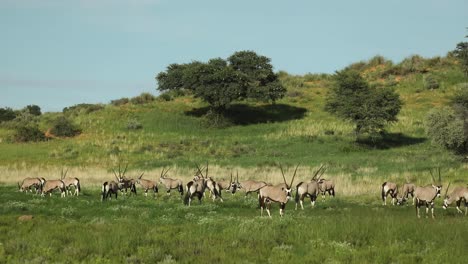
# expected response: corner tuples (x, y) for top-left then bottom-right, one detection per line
(17, 163), (467, 218)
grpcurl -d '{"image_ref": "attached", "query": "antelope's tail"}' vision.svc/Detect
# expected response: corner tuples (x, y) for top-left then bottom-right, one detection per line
(381, 182), (387, 202)
(77, 180), (81, 193)
(295, 182), (303, 203)
(178, 184), (184, 195)
(101, 182), (108, 201)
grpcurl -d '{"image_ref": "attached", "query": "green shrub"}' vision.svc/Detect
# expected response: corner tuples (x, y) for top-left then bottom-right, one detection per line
(13, 124), (45, 142)
(127, 119), (143, 130)
(50, 116), (81, 137)
(0, 107), (16, 123)
(111, 97), (130, 106)
(158, 92), (173, 102)
(130, 93), (155, 105)
(423, 74), (440, 90)
(23, 105), (42, 116)
(425, 107), (467, 153)
(63, 104), (104, 115)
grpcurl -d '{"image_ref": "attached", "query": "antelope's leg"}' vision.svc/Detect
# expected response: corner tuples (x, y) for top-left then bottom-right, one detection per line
(266, 201), (272, 218)
(431, 202), (435, 219)
(416, 202), (420, 218)
(456, 200), (462, 214)
(311, 195), (316, 207)
(280, 203), (285, 217)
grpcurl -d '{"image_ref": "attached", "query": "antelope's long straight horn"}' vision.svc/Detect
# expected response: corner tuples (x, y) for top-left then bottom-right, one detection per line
(64, 168), (69, 178)
(230, 172), (233, 182)
(162, 167), (170, 178)
(444, 182), (451, 197)
(205, 162), (209, 178)
(279, 164), (287, 185)
(122, 164), (129, 177)
(438, 167), (441, 183)
(112, 169), (119, 180)
(312, 164), (325, 180)
(195, 163), (204, 178)
(317, 166), (327, 181)
(236, 170), (239, 182)
(290, 164), (299, 187)
(138, 172), (145, 179)
(429, 169), (436, 183)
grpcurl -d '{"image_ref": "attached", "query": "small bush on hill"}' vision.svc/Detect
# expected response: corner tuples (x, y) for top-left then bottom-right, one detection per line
(13, 124), (45, 142)
(111, 97), (130, 106)
(426, 107), (467, 153)
(23, 105), (42, 116)
(130, 93), (155, 105)
(63, 103), (104, 115)
(0, 107), (16, 123)
(50, 116), (81, 137)
(127, 119), (143, 130)
(423, 75), (440, 90)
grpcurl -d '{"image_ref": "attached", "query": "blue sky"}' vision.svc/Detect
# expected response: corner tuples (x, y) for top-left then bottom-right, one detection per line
(1, 0), (467, 112)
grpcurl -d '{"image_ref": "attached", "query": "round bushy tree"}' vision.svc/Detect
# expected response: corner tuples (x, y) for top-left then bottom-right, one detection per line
(324, 70), (402, 136)
(426, 107), (467, 152)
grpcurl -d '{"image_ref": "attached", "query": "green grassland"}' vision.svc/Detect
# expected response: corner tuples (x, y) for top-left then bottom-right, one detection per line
(1, 187), (467, 264)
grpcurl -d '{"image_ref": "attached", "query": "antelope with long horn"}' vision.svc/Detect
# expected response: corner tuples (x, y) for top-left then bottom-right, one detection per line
(318, 178), (335, 201)
(113, 163), (137, 196)
(202, 165), (223, 202)
(295, 164), (326, 210)
(216, 171), (239, 195)
(18, 177), (43, 194)
(183, 164), (207, 206)
(101, 181), (119, 201)
(237, 176), (268, 197)
(136, 172), (159, 197)
(41, 176), (66, 197)
(396, 177), (415, 205)
(259, 164), (298, 217)
(158, 167), (184, 195)
(414, 168), (443, 218)
(60, 168), (81, 196)
(443, 182), (468, 215)
(381, 182), (398, 206)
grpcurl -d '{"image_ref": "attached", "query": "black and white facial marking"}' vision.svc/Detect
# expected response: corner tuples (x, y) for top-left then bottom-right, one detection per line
(434, 185), (442, 198)
(396, 197), (406, 206)
(285, 186), (292, 199)
(442, 196), (451, 209)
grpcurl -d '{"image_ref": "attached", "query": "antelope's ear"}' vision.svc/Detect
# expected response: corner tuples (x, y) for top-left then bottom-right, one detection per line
(281, 187), (285, 191)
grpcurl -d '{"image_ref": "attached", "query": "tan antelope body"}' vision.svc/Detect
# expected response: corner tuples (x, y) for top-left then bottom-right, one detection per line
(136, 173), (159, 197)
(18, 177), (43, 194)
(443, 185), (468, 215)
(41, 179), (66, 197)
(397, 183), (415, 205)
(216, 172), (239, 196)
(238, 180), (268, 197)
(414, 168), (443, 218)
(381, 182), (398, 205)
(318, 179), (335, 201)
(295, 165), (326, 210)
(205, 176), (223, 202)
(59, 168), (81, 196)
(158, 168), (183, 195)
(113, 164), (137, 196)
(259, 165), (298, 217)
(101, 181), (119, 201)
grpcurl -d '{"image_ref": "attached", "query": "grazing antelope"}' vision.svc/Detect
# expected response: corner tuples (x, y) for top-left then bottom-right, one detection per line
(158, 168), (184, 195)
(381, 182), (398, 205)
(59, 169), (81, 196)
(414, 168), (443, 219)
(238, 179), (268, 197)
(136, 172), (159, 197)
(18, 177), (43, 194)
(112, 164), (137, 196)
(443, 183), (468, 215)
(203, 167), (223, 202)
(295, 164), (326, 210)
(216, 171), (239, 195)
(41, 178), (66, 197)
(101, 181), (119, 201)
(318, 178), (335, 201)
(184, 164), (208, 206)
(259, 164), (298, 217)
(396, 182), (416, 206)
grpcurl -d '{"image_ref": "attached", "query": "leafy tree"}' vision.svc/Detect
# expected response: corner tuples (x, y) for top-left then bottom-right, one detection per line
(324, 70), (402, 136)
(156, 51), (286, 112)
(454, 42), (468, 76)
(23, 105), (42, 116)
(426, 107), (467, 153)
(0, 107), (16, 123)
(50, 116), (81, 137)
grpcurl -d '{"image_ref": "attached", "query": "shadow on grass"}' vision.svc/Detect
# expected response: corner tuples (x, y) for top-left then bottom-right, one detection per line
(185, 103), (307, 125)
(356, 133), (427, 149)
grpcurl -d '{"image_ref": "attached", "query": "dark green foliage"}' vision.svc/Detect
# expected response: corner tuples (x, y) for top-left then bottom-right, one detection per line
(453, 42), (468, 76)
(13, 124), (45, 142)
(156, 51), (286, 112)
(325, 70), (402, 136)
(130, 93), (155, 105)
(423, 74), (440, 90)
(23, 105), (41, 116)
(425, 107), (467, 153)
(0, 107), (16, 123)
(451, 85), (468, 108)
(50, 116), (81, 137)
(63, 103), (104, 115)
(111, 97), (130, 106)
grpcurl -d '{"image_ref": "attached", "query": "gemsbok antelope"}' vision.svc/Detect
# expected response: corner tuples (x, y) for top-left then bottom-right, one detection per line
(216, 171), (239, 195)
(381, 182), (398, 205)
(18, 177), (43, 194)
(396, 182), (416, 206)
(158, 168), (184, 195)
(60, 169), (81, 196)
(101, 181), (119, 201)
(442, 183), (468, 215)
(295, 164), (326, 210)
(136, 172), (159, 197)
(318, 178), (335, 201)
(238, 179), (268, 197)
(183, 164), (208, 206)
(414, 168), (443, 219)
(112, 163), (137, 196)
(259, 164), (298, 217)
(41, 178), (66, 197)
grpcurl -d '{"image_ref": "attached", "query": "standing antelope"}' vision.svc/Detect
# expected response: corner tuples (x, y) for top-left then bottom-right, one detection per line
(295, 164), (326, 210)
(203, 166), (223, 202)
(101, 181), (119, 201)
(158, 168), (184, 195)
(396, 182), (416, 206)
(18, 177), (43, 194)
(216, 171), (239, 195)
(184, 164), (208, 206)
(381, 182), (398, 205)
(41, 177), (66, 197)
(238, 179), (268, 197)
(113, 163), (137, 196)
(318, 178), (335, 201)
(442, 183), (468, 215)
(414, 168), (443, 218)
(60, 169), (81, 196)
(136, 172), (159, 197)
(259, 164), (298, 217)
